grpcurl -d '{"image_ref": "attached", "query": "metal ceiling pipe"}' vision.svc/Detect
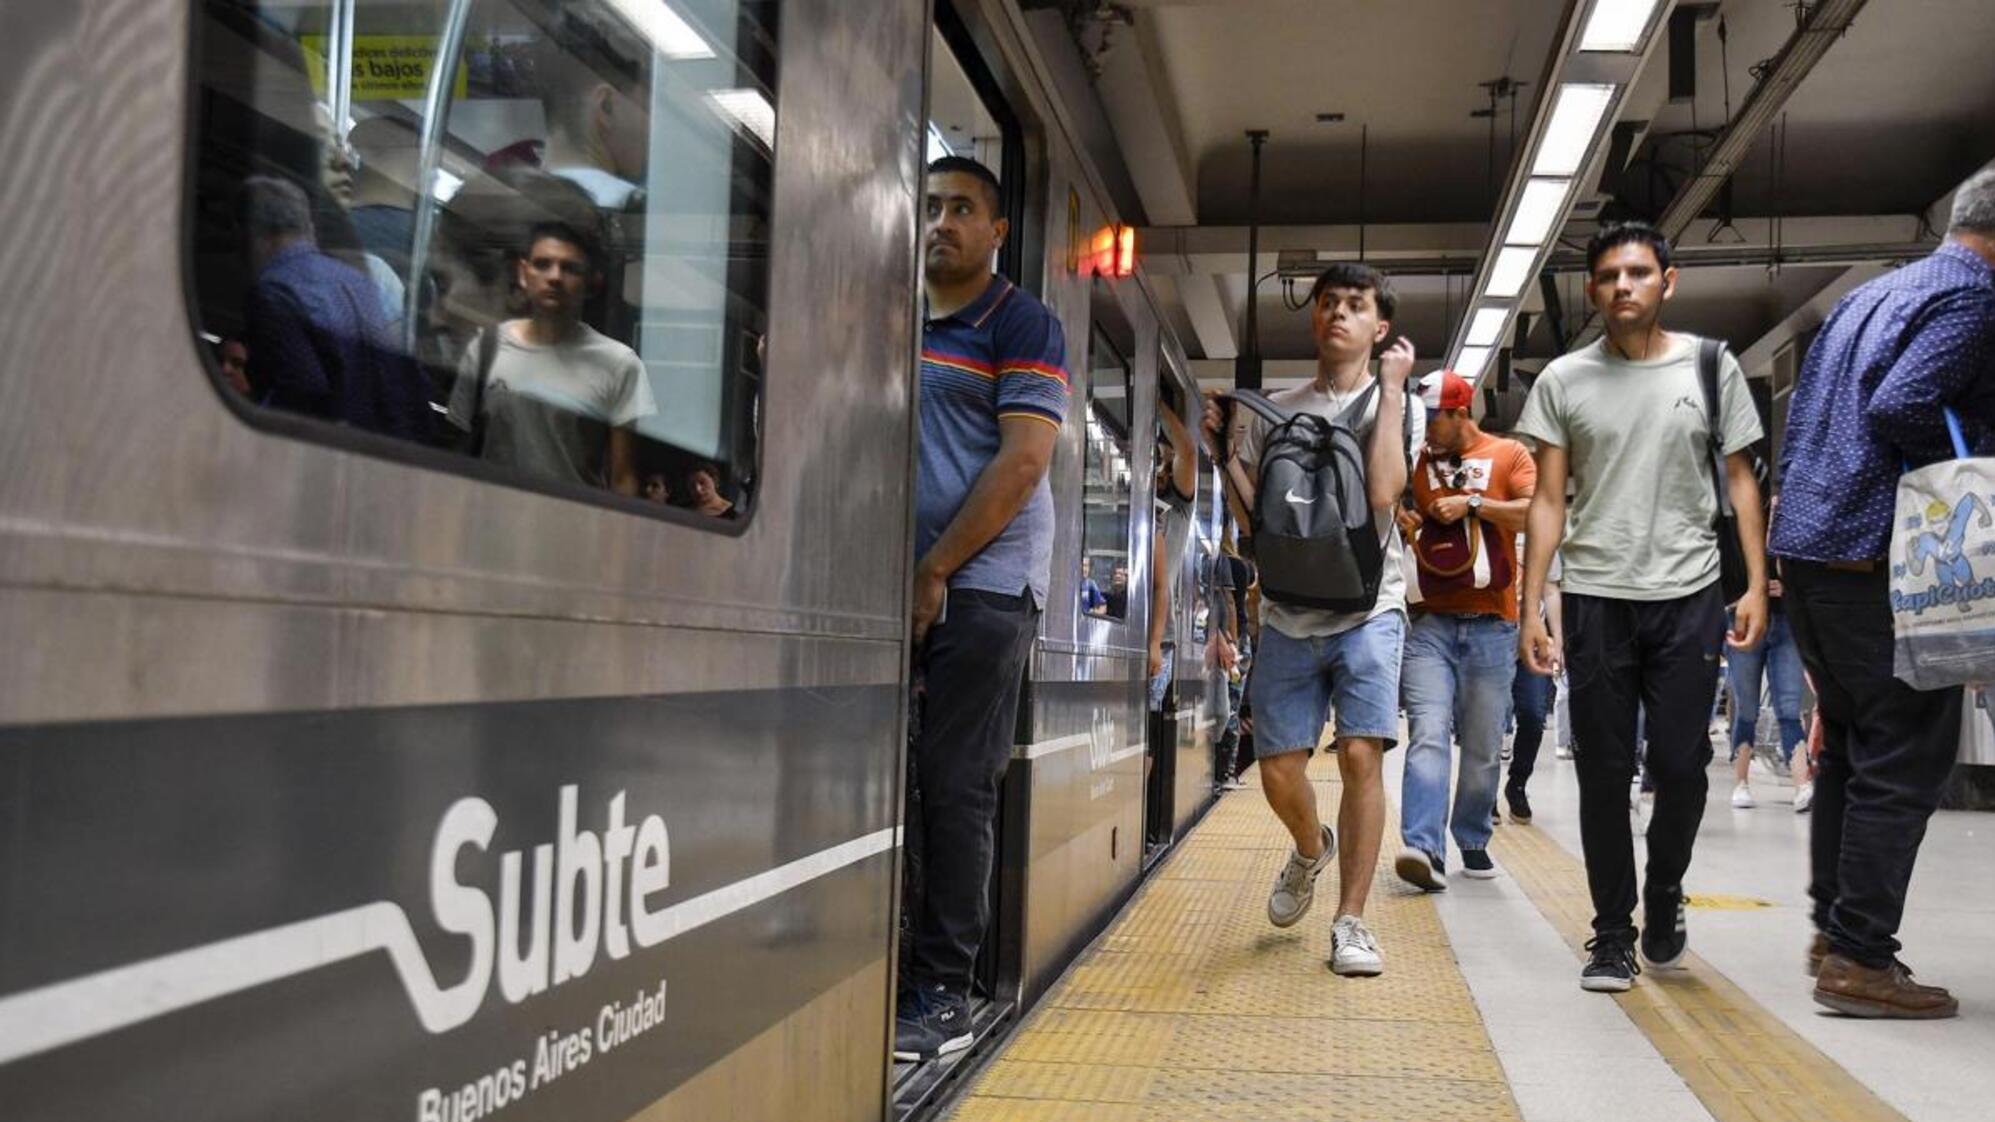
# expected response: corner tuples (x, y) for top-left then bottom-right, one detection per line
(1236, 129), (1268, 390)
(1654, 0), (1869, 238)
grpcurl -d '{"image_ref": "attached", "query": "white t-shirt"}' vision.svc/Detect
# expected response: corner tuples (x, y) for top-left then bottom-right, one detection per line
(448, 322), (657, 488)
(1231, 377), (1426, 639)
(1514, 335), (1762, 600)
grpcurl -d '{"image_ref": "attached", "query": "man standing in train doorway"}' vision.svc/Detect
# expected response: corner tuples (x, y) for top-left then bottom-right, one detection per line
(1517, 222), (1768, 993)
(1396, 371), (1536, 890)
(897, 156), (1068, 1061)
(1769, 168), (1995, 1019)
(1203, 264), (1422, 977)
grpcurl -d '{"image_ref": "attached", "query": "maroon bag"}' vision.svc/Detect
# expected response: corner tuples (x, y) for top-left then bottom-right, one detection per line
(1412, 514), (1511, 602)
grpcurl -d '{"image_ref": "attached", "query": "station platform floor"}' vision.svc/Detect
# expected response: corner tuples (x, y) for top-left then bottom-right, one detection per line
(946, 737), (1995, 1122)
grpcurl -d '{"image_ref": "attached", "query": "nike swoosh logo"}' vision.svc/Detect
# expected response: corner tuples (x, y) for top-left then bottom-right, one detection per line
(1285, 489), (1316, 505)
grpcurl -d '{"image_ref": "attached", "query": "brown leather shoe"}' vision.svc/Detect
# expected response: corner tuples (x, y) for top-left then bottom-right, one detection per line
(1813, 953), (1958, 1019)
(1806, 933), (1828, 977)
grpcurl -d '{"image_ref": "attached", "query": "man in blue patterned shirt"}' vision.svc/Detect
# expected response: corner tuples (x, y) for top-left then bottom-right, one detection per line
(240, 175), (431, 441)
(896, 156), (1067, 1063)
(1771, 167), (1995, 1020)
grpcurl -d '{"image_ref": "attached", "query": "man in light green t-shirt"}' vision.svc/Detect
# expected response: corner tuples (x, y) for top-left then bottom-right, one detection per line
(1515, 222), (1768, 995)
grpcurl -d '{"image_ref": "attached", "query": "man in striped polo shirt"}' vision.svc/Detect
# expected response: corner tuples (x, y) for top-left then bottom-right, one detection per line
(896, 156), (1068, 1062)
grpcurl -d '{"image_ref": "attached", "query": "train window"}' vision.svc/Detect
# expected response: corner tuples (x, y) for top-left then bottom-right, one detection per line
(928, 5), (1024, 283)
(188, 0), (777, 525)
(1081, 311), (1133, 620)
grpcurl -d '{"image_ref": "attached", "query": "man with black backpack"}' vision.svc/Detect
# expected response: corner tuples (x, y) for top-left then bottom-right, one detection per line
(1517, 222), (1768, 994)
(1202, 263), (1420, 977)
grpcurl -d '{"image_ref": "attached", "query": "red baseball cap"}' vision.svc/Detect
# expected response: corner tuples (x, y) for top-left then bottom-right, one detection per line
(1421, 371), (1474, 413)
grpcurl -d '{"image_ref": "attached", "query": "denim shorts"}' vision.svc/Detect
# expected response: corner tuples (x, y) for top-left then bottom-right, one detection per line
(1249, 610), (1407, 757)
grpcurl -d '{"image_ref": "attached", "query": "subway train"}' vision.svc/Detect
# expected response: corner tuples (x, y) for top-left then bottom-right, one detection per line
(0, 2), (1230, 1121)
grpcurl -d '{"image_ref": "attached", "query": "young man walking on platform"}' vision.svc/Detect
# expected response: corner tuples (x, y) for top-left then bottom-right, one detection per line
(1203, 263), (1422, 977)
(1770, 169), (1995, 1019)
(1396, 371), (1535, 889)
(1516, 222), (1768, 993)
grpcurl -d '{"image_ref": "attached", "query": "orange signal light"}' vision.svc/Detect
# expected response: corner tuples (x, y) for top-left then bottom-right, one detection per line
(1087, 224), (1139, 278)
(1115, 225), (1137, 278)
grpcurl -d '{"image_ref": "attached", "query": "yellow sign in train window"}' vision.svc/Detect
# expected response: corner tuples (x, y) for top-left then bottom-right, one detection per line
(302, 36), (469, 101)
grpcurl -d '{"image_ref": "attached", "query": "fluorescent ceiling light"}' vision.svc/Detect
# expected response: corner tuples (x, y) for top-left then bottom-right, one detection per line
(1579, 0), (1663, 52)
(1484, 246), (1538, 299)
(1532, 83), (1615, 177)
(708, 89), (776, 149)
(604, 0), (716, 60)
(1466, 307), (1510, 348)
(1454, 346), (1493, 380)
(429, 167), (464, 203)
(1505, 178), (1571, 246)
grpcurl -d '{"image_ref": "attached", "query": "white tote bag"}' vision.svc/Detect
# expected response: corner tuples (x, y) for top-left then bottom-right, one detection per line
(1889, 410), (1995, 690)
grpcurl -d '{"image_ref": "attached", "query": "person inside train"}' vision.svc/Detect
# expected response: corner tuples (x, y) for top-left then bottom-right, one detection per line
(446, 219), (654, 495)
(536, 5), (650, 210)
(1769, 166), (1995, 1020)
(239, 174), (433, 441)
(641, 472), (671, 504)
(345, 114), (423, 284)
(1396, 370), (1536, 889)
(1517, 221), (1767, 994)
(1080, 558), (1108, 615)
(1202, 263), (1421, 978)
(898, 154), (1067, 1062)
(312, 102), (407, 337)
(1105, 563), (1130, 617)
(1147, 397), (1200, 708)
(687, 461), (738, 520)
(215, 338), (252, 397)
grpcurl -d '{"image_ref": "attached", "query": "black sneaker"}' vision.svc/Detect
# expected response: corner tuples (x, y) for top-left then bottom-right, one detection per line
(1642, 887), (1688, 969)
(1581, 934), (1640, 992)
(1506, 783), (1533, 824)
(891, 983), (972, 1061)
(1460, 848), (1498, 879)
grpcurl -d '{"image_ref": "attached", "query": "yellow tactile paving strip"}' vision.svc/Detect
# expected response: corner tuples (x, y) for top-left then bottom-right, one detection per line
(947, 756), (1522, 1122)
(1490, 817), (1910, 1122)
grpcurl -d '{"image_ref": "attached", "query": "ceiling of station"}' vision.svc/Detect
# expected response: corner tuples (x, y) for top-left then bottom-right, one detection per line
(1037, 0), (1995, 389)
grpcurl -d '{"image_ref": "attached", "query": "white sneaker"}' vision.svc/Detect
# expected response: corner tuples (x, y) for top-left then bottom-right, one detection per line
(1731, 784), (1755, 809)
(1267, 824), (1336, 928)
(1330, 914), (1384, 976)
(1555, 743), (1574, 760)
(1794, 782), (1814, 813)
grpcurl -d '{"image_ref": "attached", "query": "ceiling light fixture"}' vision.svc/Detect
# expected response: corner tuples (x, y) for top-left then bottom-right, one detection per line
(605, 0), (717, 60)
(1466, 307), (1510, 348)
(1484, 247), (1537, 299)
(1578, 0), (1666, 53)
(1505, 178), (1572, 246)
(707, 89), (776, 149)
(1454, 347), (1493, 381)
(1532, 83), (1617, 177)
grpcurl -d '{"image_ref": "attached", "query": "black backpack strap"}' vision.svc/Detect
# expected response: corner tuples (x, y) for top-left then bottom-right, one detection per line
(468, 325), (499, 455)
(1334, 381), (1380, 428)
(1696, 337), (1735, 519)
(1226, 389), (1293, 428)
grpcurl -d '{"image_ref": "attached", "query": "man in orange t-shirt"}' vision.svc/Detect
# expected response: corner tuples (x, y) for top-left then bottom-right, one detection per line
(1393, 372), (1537, 890)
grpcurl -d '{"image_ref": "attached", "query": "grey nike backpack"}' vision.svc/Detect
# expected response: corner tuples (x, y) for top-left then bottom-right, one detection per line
(1230, 384), (1406, 612)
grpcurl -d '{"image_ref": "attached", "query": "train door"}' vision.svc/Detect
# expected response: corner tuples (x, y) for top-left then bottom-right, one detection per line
(894, 6), (1031, 1114)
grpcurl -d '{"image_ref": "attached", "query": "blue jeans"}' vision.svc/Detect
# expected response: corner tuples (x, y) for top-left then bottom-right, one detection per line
(1250, 611), (1407, 756)
(1725, 610), (1805, 761)
(1400, 614), (1519, 856)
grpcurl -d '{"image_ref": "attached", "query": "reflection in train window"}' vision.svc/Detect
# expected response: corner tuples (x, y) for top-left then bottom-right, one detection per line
(1081, 320), (1133, 620)
(188, 0), (775, 524)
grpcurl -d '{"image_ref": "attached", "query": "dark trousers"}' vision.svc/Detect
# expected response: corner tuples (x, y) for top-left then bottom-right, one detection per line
(1782, 560), (1963, 966)
(1564, 583), (1725, 938)
(1508, 660), (1555, 789)
(906, 588), (1038, 993)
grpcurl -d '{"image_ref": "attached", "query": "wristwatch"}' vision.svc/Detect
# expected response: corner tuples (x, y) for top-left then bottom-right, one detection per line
(1467, 494), (1484, 516)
